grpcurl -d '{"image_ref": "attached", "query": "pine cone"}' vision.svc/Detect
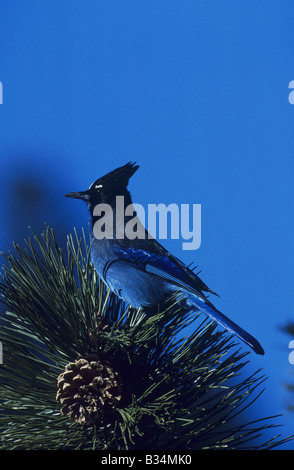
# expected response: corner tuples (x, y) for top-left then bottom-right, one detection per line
(56, 354), (122, 425)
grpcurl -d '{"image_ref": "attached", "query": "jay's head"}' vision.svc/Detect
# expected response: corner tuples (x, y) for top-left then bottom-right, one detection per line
(65, 161), (139, 207)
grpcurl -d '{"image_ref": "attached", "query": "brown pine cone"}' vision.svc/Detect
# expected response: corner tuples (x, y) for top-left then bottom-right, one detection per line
(56, 354), (122, 425)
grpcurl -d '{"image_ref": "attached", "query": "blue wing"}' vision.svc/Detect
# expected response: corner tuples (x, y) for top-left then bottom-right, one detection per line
(112, 244), (264, 355)
(112, 245), (212, 299)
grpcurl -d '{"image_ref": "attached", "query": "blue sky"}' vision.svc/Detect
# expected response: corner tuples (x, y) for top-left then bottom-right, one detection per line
(1, 1), (294, 448)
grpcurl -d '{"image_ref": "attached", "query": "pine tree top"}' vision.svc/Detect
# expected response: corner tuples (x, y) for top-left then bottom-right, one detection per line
(0, 225), (292, 450)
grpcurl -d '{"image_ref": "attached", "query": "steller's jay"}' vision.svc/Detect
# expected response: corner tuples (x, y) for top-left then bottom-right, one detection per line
(65, 162), (264, 355)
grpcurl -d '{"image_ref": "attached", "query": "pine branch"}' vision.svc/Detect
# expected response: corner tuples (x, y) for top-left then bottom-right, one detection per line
(0, 225), (292, 450)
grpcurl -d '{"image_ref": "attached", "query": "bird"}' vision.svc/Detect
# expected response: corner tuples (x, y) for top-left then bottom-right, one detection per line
(65, 162), (264, 355)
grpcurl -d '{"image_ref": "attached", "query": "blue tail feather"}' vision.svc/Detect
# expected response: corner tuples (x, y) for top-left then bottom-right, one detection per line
(186, 293), (264, 355)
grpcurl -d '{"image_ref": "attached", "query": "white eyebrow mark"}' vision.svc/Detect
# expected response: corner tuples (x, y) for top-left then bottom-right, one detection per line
(95, 184), (103, 189)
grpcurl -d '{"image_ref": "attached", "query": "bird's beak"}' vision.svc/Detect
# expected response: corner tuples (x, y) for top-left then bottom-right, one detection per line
(65, 190), (90, 201)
